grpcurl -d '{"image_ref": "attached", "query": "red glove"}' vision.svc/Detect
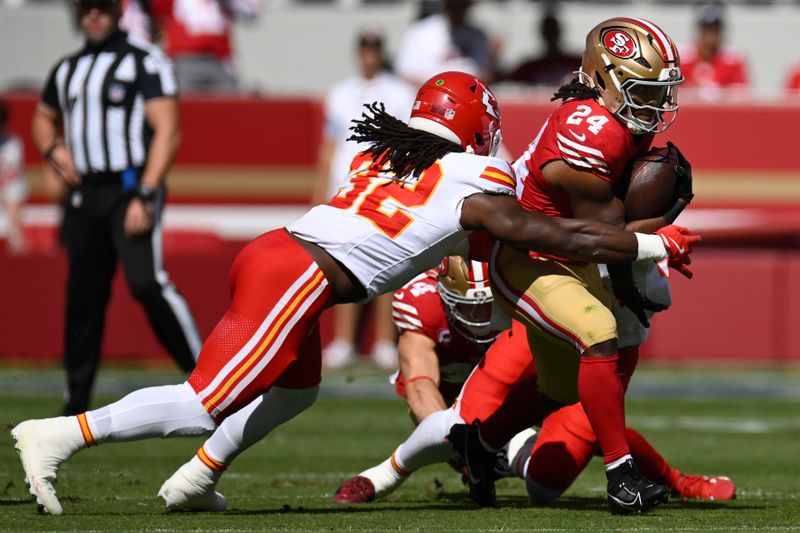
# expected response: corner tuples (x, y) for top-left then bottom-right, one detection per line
(656, 225), (702, 278)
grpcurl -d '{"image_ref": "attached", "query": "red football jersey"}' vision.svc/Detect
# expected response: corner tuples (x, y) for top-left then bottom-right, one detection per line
(392, 272), (488, 402)
(151, 0), (233, 60)
(515, 98), (654, 220)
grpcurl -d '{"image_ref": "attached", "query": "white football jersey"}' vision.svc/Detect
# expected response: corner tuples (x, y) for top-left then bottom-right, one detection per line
(288, 151), (516, 301)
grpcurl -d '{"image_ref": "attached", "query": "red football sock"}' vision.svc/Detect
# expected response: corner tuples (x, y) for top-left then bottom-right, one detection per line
(578, 354), (630, 465)
(626, 427), (681, 488)
(617, 345), (640, 391)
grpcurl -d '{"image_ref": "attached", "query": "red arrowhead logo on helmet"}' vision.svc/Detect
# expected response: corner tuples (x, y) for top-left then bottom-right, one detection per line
(408, 71), (502, 157)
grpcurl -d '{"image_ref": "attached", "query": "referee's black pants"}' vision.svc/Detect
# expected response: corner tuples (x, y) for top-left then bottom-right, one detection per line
(61, 181), (201, 415)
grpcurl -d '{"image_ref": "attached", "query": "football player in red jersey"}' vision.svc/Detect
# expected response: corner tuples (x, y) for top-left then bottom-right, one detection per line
(11, 71), (698, 515)
(334, 260), (734, 505)
(461, 18), (695, 514)
(392, 256), (501, 424)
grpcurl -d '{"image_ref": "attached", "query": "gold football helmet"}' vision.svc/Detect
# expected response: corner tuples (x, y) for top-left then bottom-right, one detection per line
(580, 17), (683, 134)
(436, 256), (499, 344)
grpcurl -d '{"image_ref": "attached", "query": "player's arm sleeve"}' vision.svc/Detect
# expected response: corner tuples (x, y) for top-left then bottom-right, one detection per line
(475, 159), (518, 196)
(553, 115), (631, 181)
(391, 289), (439, 341)
(138, 48), (179, 100)
(41, 62), (62, 112)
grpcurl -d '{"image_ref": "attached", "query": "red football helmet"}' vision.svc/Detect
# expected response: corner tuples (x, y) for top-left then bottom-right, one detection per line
(436, 256), (501, 344)
(408, 71), (502, 157)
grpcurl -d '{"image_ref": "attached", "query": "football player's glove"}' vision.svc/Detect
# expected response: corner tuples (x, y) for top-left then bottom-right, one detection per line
(656, 225), (701, 278)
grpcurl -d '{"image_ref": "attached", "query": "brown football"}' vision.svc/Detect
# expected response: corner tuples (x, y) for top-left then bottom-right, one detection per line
(623, 146), (679, 221)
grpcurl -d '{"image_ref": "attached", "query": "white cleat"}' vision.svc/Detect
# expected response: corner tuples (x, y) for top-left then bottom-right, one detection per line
(11, 417), (84, 515)
(158, 456), (227, 512)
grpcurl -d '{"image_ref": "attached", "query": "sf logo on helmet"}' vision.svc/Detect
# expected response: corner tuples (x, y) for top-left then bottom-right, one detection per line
(603, 30), (636, 59)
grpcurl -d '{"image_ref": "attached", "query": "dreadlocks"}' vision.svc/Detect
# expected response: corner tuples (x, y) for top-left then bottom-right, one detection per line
(552, 77), (600, 103)
(348, 102), (463, 179)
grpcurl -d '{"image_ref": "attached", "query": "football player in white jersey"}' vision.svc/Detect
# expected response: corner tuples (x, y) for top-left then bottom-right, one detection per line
(11, 71), (698, 515)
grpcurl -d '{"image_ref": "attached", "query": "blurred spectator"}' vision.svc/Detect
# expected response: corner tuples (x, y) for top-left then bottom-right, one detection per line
(149, 0), (261, 93)
(395, 0), (496, 86)
(312, 29), (414, 205)
(313, 29), (414, 370)
(120, 0), (155, 42)
(503, 9), (580, 87)
(785, 63), (800, 96)
(0, 101), (28, 255)
(680, 3), (748, 96)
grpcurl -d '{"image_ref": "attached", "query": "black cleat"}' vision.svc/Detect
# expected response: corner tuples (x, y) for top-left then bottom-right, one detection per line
(447, 421), (498, 508)
(606, 458), (670, 514)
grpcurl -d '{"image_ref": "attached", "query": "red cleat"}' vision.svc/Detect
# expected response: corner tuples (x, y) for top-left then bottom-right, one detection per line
(333, 475), (376, 504)
(673, 474), (736, 501)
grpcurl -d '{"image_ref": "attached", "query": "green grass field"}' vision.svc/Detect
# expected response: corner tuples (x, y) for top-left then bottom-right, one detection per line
(1, 367), (799, 532)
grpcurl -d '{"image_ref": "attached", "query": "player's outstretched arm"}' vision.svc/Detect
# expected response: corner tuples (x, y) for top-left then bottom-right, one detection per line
(460, 194), (692, 265)
(397, 332), (445, 424)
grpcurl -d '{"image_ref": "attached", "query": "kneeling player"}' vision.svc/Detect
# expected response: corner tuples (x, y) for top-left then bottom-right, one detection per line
(334, 261), (734, 504)
(392, 256), (502, 425)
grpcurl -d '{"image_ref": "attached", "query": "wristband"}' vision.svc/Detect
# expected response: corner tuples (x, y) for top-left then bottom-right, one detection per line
(406, 375), (437, 386)
(634, 233), (668, 262)
(136, 185), (156, 203)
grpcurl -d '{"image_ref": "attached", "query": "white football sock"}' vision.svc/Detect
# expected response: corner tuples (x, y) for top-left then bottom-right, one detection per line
(392, 407), (464, 473)
(85, 382), (216, 443)
(606, 453), (634, 471)
(203, 386), (319, 465)
(506, 428), (538, 479)
(359, 457), (408, 498)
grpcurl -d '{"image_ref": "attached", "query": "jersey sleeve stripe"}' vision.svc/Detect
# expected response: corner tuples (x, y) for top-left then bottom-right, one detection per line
(480, 174), (516, 190)
(392, 301), (419, 315)
(559, 145), (610, 171)
(394, 319), (423, 331)
(392, 312), (423, 328)
(563, 156), (610, 175)
(556, 132), (605, 158)
(562, 157), (592, 169)
(558, 141), (611, 175)
(480, 167), (516, 189)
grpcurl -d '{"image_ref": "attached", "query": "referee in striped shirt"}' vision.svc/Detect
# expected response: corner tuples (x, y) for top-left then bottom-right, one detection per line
(32, 0), (201, 415)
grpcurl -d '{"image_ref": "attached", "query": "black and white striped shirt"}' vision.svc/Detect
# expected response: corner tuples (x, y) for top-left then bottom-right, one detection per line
(42, 31), (178, 176)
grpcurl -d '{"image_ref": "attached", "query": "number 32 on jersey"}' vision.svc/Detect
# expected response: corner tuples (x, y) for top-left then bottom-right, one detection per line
(328, 154), (444, 239)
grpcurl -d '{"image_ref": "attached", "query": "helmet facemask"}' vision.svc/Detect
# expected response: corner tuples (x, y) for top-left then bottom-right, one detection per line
(436, 256), (500, 344)
(437, 281), (498, 344)
(617, 76), (681, 134)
